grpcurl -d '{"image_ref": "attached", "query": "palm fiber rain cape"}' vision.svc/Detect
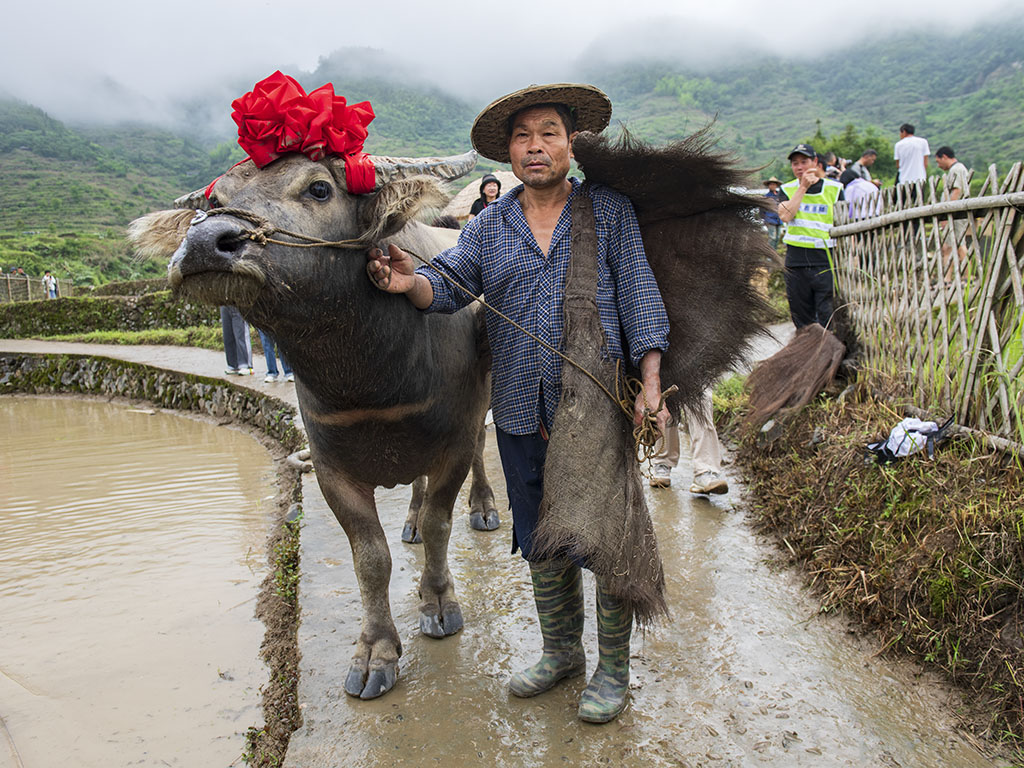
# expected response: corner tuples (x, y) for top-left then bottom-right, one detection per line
(531, 130), (774, 625)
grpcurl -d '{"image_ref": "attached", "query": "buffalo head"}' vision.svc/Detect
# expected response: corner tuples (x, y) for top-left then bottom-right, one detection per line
(128, 151), (475, 329)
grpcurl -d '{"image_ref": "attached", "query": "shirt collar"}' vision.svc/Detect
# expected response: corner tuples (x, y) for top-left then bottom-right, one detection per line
(498, 176), (582, 256)
(495, 175), (581, 210)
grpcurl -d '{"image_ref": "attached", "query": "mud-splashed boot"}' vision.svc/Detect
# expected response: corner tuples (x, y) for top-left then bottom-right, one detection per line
(578, 581), (632, 723)
(509, 560), (586, 698)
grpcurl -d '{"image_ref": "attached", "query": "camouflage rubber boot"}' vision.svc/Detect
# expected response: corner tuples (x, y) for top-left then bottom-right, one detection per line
(509, 560), (586, 698)
(577, 581), (632, 723)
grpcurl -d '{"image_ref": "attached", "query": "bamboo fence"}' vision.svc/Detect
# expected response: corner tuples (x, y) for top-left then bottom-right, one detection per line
(1, 274), (72, 303)
(831, 163), (1024, 445)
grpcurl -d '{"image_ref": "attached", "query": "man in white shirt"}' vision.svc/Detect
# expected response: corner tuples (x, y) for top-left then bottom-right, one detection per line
(41, 270), (57, 299)
(894, 123), (930, 186)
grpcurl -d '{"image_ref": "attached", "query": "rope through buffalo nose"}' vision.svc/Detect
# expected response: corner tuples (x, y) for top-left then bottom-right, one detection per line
(247, 222), (275, 246)
(200, 206), (372, 250)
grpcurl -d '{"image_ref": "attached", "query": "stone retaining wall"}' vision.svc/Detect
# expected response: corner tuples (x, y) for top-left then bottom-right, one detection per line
(0, 292), (218, 338)
(0, 353), (304, 451)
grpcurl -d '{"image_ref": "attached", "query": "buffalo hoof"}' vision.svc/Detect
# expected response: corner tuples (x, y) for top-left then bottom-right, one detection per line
(469, 507), (501, 531)
(344, 662), (398, 700)
(483, 507), (500, 530)
(419, 603), (464, 639)
(401, 522), (422, 544)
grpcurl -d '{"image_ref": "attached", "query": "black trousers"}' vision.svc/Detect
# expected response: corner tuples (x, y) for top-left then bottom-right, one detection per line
(495, 426), (548, 561)
(784, 266), (835, 329)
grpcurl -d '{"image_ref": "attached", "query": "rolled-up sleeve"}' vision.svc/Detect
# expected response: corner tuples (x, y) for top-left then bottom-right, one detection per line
(418, 222), (484, 314)
(608, 196), (670, 365)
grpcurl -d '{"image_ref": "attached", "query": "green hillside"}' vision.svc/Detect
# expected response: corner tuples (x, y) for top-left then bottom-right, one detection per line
(0, 100), (243, 233)
(0, 100), (246, 282)
(1, 21), (1021, 283)
(308, 51), (477, 157)
(591, 22), (1024, 179)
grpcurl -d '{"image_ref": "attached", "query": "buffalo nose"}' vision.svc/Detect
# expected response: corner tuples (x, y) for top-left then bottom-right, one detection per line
(170, 216), (250, 274)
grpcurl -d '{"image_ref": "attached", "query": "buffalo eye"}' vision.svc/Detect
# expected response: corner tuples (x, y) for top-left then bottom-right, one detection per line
(308, 180), (332, 201)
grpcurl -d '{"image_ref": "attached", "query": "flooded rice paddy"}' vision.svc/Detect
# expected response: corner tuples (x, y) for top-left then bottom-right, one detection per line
(0, 396), (276, 768)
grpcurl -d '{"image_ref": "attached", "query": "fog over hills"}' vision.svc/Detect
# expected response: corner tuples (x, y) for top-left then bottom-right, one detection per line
(1, 0), (1017, 135)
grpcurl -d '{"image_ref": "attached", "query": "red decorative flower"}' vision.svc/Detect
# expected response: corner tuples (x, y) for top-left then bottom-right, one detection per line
(229, 71), (376, 191)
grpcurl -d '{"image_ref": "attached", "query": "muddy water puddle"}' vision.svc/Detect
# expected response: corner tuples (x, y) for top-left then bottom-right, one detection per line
(0, 396), (276, 768)
(288, 430), (1002, 767)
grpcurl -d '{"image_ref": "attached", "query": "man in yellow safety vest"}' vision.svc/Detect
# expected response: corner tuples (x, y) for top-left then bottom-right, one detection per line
(776, 144), (845, 328)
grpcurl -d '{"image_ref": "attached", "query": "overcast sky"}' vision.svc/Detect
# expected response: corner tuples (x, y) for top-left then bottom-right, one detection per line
(0, 0), (1014, 127)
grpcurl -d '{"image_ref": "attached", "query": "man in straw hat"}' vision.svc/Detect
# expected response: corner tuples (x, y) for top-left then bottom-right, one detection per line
(367, 83), (670, 723)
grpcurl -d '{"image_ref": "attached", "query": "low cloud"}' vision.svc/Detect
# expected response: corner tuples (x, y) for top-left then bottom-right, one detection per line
(0, 0), (1016, 131)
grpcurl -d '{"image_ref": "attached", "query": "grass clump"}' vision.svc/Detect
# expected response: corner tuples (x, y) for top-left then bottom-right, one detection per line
(713, 373), (748, 435)
(733, 384), (1024, 755)
(42, 326), (226, 350)
(245, 505), (303, 768)
(764, 268), (789, 322)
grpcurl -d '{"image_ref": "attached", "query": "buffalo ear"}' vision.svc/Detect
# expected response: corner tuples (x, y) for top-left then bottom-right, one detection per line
(357, 176), (449, 243)
(127, 209), (197, 261)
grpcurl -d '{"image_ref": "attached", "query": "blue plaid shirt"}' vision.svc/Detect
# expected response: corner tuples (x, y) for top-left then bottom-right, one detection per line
(419, 177), (669, 436)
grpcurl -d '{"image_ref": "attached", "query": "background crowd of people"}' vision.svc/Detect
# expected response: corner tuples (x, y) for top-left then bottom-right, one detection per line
(765, 122), (973, 331)
(765, 122), (971, 228)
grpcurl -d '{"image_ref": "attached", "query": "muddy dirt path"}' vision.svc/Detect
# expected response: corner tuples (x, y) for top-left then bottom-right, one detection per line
(286, 434), (999, 768)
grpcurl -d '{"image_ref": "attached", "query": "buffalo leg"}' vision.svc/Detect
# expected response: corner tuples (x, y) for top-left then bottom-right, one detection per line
(402, 476), (426, 544)
(315, 464), (402, 700)
(416, 457), (473, 638)
(468, 421), (500, 531)
(468, 421), (499, 536)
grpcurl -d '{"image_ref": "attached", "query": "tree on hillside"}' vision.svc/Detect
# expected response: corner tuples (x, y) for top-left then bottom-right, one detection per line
(804, 123), (896, 182)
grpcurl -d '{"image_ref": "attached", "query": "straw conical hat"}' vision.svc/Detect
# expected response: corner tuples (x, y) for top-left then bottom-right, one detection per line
(470, 83), (611, 163)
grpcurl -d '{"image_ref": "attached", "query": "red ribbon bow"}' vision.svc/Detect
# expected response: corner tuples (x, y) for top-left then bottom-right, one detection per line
(225, 70), (376, 194)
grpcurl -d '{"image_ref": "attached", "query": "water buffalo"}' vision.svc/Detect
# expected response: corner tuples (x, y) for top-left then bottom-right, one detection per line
(129, 150), (498, 699)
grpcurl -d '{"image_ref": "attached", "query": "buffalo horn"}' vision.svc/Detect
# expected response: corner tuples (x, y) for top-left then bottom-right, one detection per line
(366, 150), (478, 190)
(173, 188), (212, 211)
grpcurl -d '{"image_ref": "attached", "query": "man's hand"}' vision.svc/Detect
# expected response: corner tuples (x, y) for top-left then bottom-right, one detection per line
(366, 244), (416, 294)
(798, 166), (823, 190)
(634, 379), (669, 435)
(633, 350), (668, 436)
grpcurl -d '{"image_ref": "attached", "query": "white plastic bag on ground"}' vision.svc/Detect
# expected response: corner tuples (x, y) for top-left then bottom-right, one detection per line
(884, 417), (940, 458)
(865, 415), (954, 464)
